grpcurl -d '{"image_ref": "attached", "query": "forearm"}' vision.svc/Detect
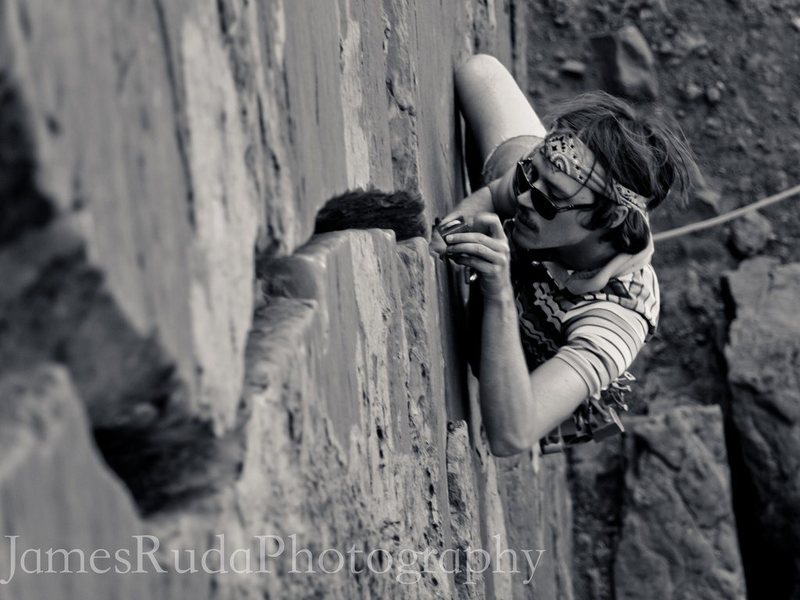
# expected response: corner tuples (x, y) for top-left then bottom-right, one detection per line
(478, 287), (537, 456)
(439, 211), (537, 455)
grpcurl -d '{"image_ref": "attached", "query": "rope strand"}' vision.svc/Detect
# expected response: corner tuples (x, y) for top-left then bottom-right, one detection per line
(653, 183), (800, 243)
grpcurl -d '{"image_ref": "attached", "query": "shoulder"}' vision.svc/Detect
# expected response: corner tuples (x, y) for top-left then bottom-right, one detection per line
(565, 264), (660, 339)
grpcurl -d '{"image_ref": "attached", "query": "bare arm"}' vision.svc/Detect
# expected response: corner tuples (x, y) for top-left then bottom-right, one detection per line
(477, 284), (536, 454)
(445, 213), (592, 456)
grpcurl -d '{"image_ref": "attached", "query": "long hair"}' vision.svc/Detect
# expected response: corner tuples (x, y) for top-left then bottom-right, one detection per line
(545, 91), (697, 253)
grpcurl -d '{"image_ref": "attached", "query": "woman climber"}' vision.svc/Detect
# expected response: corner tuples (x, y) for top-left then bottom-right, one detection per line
(431, 54), (696, 456)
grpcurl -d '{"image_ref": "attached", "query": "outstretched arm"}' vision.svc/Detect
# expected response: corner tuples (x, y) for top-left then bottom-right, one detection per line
(444, 213), (591, 455)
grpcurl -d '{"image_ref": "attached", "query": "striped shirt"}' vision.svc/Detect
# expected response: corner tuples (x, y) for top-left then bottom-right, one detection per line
(511, 223), (660, 396)
(468, 220), (659, 399)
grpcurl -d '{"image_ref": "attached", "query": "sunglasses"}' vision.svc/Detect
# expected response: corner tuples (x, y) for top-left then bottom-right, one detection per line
(513, 157), (596, 220)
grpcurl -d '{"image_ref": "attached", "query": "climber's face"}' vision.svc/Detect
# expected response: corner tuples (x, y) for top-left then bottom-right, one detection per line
(510, 146), (599, 251)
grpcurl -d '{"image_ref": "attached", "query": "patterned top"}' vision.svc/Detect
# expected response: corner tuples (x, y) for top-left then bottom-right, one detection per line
(512, 252), (658, 398)
(468, 219), (659, 400)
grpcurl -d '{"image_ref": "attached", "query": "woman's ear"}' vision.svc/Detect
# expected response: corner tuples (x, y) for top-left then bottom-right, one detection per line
(608, 205), (629, 228)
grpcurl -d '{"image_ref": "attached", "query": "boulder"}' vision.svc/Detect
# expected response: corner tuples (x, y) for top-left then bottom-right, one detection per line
(728, 211), (774, 257)
(724, 257), (800, 598)
(591, 26), (659, 101)
(614, 407), (746, 600)
(569, 406), (746, 600)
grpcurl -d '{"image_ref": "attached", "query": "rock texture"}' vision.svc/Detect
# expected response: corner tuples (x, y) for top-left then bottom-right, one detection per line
(614, 407), (745, 600)
(724, 257), (800, 599)
(496, 452), (573, 600)
(0, 0), (572, 598)
(569, 406), (745, 600)
(0, 366), (171, 599)
(525, 0), (800, 595)
(591, 26), (659, 101)
(728, 212), (774, 257)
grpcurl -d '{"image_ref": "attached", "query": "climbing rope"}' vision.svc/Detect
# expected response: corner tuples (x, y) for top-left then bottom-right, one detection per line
(653, 183), (800, 243)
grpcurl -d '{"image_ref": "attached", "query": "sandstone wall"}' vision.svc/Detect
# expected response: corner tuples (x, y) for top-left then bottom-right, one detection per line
(0, 1), (571, 598)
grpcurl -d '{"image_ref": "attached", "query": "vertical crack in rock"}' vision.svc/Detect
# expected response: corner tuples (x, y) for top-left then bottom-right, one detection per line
(152, 0), (196, 229)
(723, 257), (800, 598)
(0, 39), (54, 245)
(446, 421), (486, 598)
(382, 0), (421, 191)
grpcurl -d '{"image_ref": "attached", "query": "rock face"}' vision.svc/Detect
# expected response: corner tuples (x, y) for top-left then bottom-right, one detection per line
(614, 407), (745, 600)
(0, 0), (571, 598)
(569, 406), (745, 600)
(0, 366), (169, 599)
(724, 257), (800, 599)
(591, 26), (659, 101)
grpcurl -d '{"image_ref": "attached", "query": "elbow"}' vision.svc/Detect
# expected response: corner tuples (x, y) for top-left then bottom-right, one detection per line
(455, 54), (503, 100)
(455, 54), (503, 86)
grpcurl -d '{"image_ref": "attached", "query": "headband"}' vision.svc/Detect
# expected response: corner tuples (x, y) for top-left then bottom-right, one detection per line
(542, 132), (650, 219)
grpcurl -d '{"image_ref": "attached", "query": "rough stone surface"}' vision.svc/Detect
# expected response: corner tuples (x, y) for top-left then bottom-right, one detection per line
(724, 257), (800, 599)
(447, 421), (488, 598)
(614, 407), (745, 600)
(0, 0), (573, 598)
(569, 406), (745, 600)
(0, 366), (168, 599)
(728, 211), (774, 257)
(496, 451), (573, 599)
(591, 26), (659, 101)
(568, 439), (626, 600)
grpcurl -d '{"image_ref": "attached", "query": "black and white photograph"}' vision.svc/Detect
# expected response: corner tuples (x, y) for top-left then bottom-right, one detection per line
(1, 0), (798, 597)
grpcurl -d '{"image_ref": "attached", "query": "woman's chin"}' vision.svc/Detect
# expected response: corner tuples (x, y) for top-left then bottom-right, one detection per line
(512, 219), (540, 247)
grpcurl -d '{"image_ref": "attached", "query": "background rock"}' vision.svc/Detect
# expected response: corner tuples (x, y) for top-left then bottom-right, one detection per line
(569, 407), (745, 600)
(614, 407), (745, 600)
(591, 26), (659, 101)
(525, 0), (800, 594)
(728, 212), (774, 257)
(724, 257), (800, 599)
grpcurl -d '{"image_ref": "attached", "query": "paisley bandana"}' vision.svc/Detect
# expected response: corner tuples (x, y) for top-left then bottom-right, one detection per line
(542, 132), (650, 219)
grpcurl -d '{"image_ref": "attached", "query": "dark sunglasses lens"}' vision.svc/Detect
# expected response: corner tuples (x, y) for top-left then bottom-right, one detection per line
(513, 163), (528, 195)
(514, 160), (538, 195)
(530, 187), (557, 220)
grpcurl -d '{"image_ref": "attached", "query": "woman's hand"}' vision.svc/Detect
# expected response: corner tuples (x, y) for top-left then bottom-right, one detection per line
(429, 209), (470, 258)
(443, 212), (512, 299)
(429, 216), (454, 259)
